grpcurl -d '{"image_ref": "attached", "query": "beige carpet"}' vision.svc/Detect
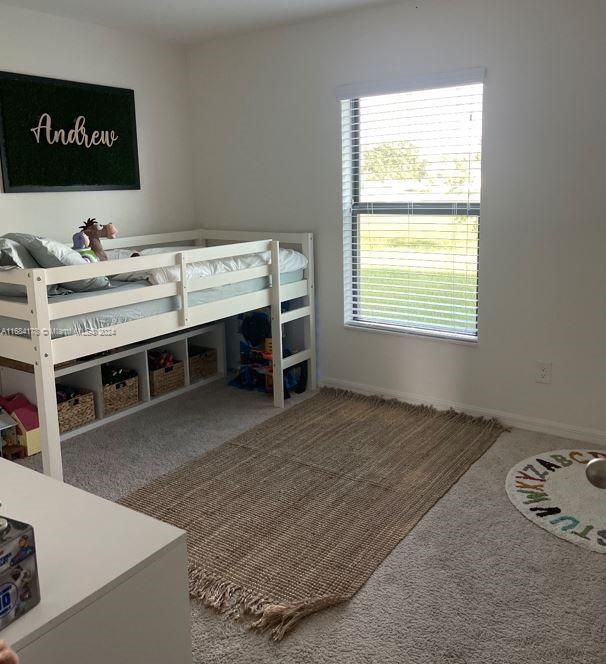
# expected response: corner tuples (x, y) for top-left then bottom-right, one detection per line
(19, 383), (605, 662)
(120, 387), (505, 639)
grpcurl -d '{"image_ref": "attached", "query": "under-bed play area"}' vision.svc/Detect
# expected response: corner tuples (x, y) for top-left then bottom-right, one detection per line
(0, 228), (316, 480)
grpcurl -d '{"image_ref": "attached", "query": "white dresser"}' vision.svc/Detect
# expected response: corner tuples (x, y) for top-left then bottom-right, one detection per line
(0, 459), (192, 664)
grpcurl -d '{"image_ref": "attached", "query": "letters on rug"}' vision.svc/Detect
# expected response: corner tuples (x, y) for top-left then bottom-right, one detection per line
(506, 449), (606, 554)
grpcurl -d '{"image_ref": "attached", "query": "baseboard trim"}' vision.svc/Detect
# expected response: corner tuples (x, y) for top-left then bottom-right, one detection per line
(319, 377), (606, 445)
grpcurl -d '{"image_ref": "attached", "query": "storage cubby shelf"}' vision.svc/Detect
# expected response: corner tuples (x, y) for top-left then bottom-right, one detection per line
(0, 322), (226, 444)
(61, 373), (223, 441)
(57, 322), (226, 440)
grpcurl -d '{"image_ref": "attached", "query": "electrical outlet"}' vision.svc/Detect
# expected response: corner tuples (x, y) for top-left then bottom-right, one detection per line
(535, 361), (552, 384)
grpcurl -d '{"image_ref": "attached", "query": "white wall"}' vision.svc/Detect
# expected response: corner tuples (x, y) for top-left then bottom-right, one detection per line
(0, 4), (194, 240)
(187, 0), (606, 438)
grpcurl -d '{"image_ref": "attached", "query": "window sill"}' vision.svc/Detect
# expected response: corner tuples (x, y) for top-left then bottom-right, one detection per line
(344, 320), (479, 346)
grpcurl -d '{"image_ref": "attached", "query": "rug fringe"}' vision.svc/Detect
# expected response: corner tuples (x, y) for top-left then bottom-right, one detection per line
(250, 595), (345, 641)
(319, 386), (509, 432)
(188, 564), (344, 640)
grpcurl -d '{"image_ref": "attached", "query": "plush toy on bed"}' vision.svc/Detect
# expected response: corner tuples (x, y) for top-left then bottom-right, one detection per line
(76, 218), (117, 262)
(71, 230), (99, 263)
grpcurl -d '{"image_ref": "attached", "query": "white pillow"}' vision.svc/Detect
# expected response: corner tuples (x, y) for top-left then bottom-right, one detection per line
(3, 233), (109, 292)
(147, 248), (308, 285)
(109, 246), (197, 282)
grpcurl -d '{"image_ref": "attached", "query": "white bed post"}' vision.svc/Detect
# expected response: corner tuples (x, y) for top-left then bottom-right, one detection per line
(270, 240), (285, 408)
(177, 252), (189, 327)
(27, 269), (64, 481)
(303, 233), (317, 390)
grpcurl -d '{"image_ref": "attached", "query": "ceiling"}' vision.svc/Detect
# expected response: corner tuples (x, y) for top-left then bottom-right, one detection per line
(2, 0), (388, 44)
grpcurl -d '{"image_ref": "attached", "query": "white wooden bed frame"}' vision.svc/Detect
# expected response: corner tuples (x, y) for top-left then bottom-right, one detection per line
(0, 228), (316, 481)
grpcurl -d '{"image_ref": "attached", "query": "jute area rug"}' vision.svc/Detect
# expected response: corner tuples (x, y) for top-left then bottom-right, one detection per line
(506, 449), (606, 553)
(120, 388), (505, 640)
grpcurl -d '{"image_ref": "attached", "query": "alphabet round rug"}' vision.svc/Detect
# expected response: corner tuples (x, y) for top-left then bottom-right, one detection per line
(506, 449), (606, 553)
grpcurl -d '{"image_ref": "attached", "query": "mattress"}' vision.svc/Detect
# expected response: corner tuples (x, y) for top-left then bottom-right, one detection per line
(0, 270), (304, 339)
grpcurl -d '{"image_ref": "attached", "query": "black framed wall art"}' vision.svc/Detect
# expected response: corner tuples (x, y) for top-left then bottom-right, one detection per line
(0, 71), (140, 192)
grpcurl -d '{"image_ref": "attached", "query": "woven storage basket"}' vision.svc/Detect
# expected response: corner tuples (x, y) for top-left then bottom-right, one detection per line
(188, 346), (217, 383)
(57, 389), (96, 434)
(149, 361), (185, 397)
(103, 376), (139, 415)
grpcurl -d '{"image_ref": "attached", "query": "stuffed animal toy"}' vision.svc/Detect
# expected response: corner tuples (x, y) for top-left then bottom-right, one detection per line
(72, 231), (98, 263)
(79, 218), (117, 262)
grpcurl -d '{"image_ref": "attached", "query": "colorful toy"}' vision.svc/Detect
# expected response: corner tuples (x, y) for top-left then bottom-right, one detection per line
(101, 365), (137, 387)
(78, 218), (118, 262)
(230, 311), (307, 398)
(148, 350), (176, 371)
(71, 231), (98, 263)
(0, 407), (19, 458)
(55, 384), (78, 404)
(0, 504), (41, 631)
(0, 394), (39, 456)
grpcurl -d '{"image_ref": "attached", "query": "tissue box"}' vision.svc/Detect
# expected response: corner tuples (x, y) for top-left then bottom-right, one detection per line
(0, 515), (40, 631)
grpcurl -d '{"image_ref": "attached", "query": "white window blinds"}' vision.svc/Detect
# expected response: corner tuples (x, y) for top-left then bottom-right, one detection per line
(342, 76), (484, 340)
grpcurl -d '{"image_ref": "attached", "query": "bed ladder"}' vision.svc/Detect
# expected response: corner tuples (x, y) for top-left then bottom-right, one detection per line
(269, 238), (316, 408)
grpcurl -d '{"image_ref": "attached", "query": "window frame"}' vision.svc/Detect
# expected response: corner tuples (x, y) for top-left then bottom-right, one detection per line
(342, 86), (483, 344)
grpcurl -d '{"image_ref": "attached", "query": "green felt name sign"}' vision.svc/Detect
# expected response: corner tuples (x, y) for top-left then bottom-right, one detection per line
(0, 71), (140, 192)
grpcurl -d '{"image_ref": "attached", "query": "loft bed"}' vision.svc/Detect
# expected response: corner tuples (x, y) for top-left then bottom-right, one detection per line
(0, 228), (316, 481)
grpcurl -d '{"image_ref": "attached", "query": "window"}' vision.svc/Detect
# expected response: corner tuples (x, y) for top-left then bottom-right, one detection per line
(341, 73), (484, 341)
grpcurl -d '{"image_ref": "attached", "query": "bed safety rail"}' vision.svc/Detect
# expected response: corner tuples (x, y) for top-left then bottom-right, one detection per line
(39, 240), (273, 321)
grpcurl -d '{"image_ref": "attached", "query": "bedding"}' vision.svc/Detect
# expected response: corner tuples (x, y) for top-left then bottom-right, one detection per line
(151, 248), (306, 285)
(0, 237), (37, 269)
(106, 246), (308, 285)
(107, 246), (197, 281)
(0, 238), (38, 298)
(0, 238), (65, 298)
(3, 233), (110, 292)
(0, 269), (305, 339)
